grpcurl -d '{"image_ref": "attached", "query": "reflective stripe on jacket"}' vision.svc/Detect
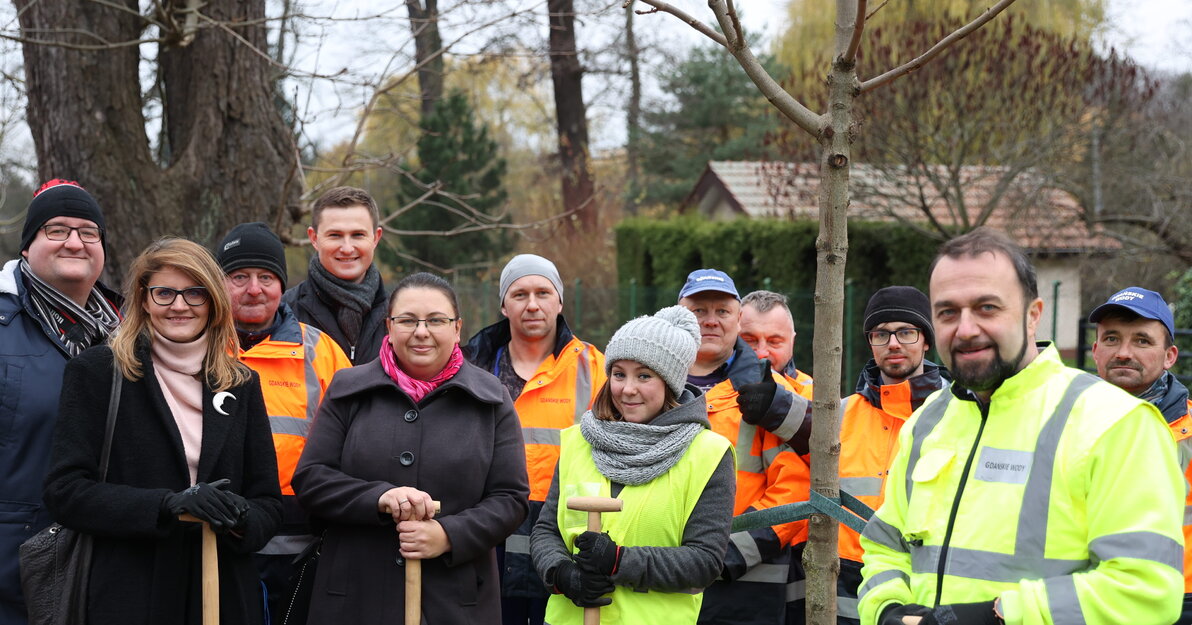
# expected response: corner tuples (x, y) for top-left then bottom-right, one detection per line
(857, 344), (1184, 625)
(238, 307), (351, 496)
(547, 426), (732, 625)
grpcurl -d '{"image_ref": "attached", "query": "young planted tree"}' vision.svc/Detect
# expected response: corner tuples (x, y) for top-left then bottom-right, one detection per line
(629, 0), (1019, 621)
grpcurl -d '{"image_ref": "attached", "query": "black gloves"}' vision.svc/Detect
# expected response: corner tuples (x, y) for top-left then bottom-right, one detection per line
(574, 531), (622, 576)
(552, 560), (614, 608)
(878, 602), (1001, 625)
(162, 478), (249, 533)
(879, 604), (932, 625)
(919, 601), (1000, 625)
(737, 360), (777, 425)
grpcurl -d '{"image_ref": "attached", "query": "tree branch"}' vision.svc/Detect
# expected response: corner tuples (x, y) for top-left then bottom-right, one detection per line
(842, 0), (866, 65)
(626, 0), (727, 46)
(859, 0), (1019, 93)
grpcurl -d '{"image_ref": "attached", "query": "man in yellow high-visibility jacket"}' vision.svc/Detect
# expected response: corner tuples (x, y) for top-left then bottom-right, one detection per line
(858, 228), (1185, 625)
(1089, 286), (1192, 625)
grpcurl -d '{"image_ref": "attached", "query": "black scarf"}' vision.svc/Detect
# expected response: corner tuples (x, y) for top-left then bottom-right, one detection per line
(306, 255), (381, 347)
(19, 258), (120, 357)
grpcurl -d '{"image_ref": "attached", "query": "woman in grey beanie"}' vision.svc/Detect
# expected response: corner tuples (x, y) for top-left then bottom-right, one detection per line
(530, 306), (737, 624)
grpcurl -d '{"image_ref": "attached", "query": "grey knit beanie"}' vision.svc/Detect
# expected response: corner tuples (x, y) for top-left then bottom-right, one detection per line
(605, 305), (700, 395)
(499, 254), (564, 304)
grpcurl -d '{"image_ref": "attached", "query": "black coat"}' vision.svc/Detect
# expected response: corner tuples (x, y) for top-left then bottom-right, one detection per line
(43, 344), (282, 625)
(293, 357), (529, 625)
(281, 277), (389, 365)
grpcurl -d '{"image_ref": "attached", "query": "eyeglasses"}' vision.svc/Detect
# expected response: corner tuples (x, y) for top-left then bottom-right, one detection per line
(867, 327), (921, 346)
(388, 317), (458, 331)
(227, 272), (278, 287)
(41, 224), (102, 243)
(149, 286), (210, 307)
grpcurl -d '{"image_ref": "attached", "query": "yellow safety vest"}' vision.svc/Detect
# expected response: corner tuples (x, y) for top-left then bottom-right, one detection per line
(545, 425), (732, 625)
(858, 346), (1184, 625)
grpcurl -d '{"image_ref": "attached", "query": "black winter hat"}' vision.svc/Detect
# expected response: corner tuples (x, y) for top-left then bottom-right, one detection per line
(20, 180), (106, 252)
(216, 222), (288, 291)
(862, 286), (934, 348)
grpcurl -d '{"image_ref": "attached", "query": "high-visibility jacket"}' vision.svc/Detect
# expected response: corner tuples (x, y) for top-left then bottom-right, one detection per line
(858, 344), (1184, 625)
(547, 426), (732, 625)
(463, 316), (606, 597)
(785, 367), (815, 401)
(697, 340), (810, 625)
(1144, 372), (1192, 595)
(839, 360), (948, 563)
(238, 306), (351, 500)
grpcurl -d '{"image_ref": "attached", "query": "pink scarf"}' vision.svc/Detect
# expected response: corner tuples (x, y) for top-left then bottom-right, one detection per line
(379, 338), (464, 402)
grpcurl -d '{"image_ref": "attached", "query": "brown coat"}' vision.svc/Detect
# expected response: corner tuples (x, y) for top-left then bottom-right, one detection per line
(293, 357), (529, 625)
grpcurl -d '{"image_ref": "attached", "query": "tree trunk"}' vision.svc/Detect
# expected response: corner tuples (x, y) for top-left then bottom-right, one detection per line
(406, 0), (444, 119)
(624, 1), (642, 216)
(804, 2), (858, 623)
(546, 0), (597, 231)
(16, 0), (300, 280)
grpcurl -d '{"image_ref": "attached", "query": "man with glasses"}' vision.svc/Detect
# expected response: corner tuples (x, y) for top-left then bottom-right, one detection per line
(673, 269), (810, 625)
(463, 254), (605, 625)
(216, 222), (351, 623)
(820, 286), (947, 624)
(0, 180), (122, 625)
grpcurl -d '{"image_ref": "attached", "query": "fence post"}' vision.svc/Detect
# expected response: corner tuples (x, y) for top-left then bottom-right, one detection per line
(573, 279), (583, 334)
(844, 279), (855, 394)
(1051, 280), (1061, 342)
(629, 278), (638, 318)
(763, 277), (772, 291)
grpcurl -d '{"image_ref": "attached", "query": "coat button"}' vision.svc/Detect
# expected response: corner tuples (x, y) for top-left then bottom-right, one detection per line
(404, 410), (418, 422)
(399, 451), (415, 466)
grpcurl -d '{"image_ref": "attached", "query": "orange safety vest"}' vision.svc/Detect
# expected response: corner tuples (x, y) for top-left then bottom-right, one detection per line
(1169, 401), (1192, 593)
(785, 369), (814, 401)
(514, 335), (606, 502)
(238, 319), (351, 495)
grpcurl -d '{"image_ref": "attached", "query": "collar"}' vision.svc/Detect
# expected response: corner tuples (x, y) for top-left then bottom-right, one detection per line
(856, 359), (949, 412)
(462, 314), (577, 368)
(1142, 371), (1190, 424)
(949, 341), (1057, 404)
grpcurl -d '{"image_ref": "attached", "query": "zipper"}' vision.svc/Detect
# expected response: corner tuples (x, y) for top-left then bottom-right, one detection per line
(350, 344), (356, 361)
(934, 400), (989, 606)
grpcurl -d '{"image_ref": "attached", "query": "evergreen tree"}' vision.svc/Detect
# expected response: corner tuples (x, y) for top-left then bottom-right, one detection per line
(636, 45), (784, 208)
(381, 90), (511, 271)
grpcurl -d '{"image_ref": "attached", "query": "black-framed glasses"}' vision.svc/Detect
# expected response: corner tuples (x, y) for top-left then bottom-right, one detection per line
(41, 224), (102, 243)
(867, 327), (921, 346)
(149, 286), (210, 307)
(388, 316), (458, 331)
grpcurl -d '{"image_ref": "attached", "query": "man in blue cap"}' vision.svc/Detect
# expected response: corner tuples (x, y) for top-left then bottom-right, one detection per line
(1090, 287), (1192, 625)
(675, 269), (811, 625)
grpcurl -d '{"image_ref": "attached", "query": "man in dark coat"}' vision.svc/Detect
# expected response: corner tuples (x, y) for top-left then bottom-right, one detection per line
(282, 186), (389, 364)
(0, 180), (122, 625)
(293, 351), (530, 624)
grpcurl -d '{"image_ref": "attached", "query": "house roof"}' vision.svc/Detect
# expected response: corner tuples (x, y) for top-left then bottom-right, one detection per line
(684, 161), (1120, 253)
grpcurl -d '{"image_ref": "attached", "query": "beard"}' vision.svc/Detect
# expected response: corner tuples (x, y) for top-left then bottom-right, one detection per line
(949, 317), (1029, 393)
(878, 354), (921, 382)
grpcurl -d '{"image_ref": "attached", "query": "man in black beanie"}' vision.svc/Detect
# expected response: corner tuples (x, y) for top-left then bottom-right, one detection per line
(216, 222), (351, 623)
(822, 286), (948, 624)
(0, 179), (123, 625)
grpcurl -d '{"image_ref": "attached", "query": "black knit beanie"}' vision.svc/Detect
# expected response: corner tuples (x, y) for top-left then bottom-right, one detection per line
(216, 222), (288, 291)
(862, 286), (935, 348)
(20, 180), (105, 252)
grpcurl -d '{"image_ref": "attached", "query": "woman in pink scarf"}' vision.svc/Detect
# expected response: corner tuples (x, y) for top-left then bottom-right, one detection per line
(293, 272), (529, 625)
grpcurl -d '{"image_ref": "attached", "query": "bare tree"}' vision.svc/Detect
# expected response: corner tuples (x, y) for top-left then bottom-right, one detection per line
(547, 0), (597, 232)
(629, 0), (1018, 621)
(12, 0), (300, 278)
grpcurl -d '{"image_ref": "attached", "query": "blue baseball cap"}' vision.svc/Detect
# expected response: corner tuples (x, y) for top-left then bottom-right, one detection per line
(1088, 287), (1175, 339)
(678, 269), (740, 300)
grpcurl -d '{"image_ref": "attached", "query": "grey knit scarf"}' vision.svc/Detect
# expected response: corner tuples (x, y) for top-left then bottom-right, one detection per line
(307, 255), (381, 347)
(19, 258), (120, 357)
(580, 407), (705, 486)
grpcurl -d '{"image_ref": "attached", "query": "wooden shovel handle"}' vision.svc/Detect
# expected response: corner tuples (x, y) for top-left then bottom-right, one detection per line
(179, 514), (219, 625)
(404, 500), (442, 625)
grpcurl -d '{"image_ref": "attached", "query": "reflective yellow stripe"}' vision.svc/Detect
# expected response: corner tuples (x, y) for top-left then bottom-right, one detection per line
(857, 569), (908, 600)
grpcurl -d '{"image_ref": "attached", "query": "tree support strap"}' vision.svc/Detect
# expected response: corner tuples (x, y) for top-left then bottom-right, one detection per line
(731, 490), (874, 534)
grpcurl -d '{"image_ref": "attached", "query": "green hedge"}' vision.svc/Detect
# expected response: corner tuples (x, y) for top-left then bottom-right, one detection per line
(615, 217), (942, 390)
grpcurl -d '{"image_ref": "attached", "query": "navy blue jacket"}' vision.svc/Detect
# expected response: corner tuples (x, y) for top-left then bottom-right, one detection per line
(0, 259), (121, 625)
